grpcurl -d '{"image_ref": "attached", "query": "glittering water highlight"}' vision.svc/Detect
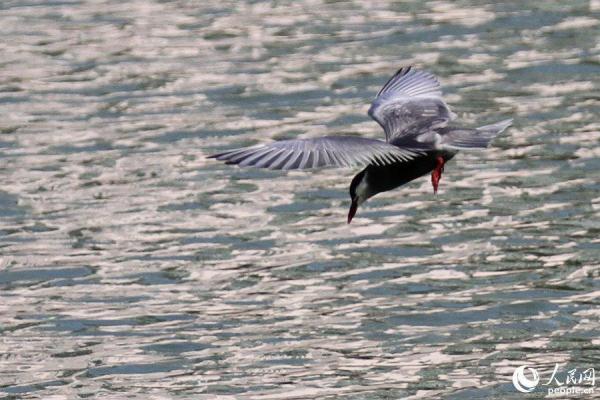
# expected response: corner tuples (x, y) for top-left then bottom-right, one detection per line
(0, 1), (598, 398)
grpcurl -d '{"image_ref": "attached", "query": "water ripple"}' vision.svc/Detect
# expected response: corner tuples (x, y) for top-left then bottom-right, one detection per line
(1, 0), (599, 398)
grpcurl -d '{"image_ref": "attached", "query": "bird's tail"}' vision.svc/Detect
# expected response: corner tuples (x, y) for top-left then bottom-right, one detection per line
(441, 118), (513, 149)
(477, 118), (513, 136)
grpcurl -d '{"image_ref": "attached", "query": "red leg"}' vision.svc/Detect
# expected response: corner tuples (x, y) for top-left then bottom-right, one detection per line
(431, 156), (445, 194)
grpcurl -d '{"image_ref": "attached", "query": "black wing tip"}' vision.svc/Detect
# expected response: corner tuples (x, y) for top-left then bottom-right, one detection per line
(396, 65), (412, 76)
(207, 155), (244, 166)
(207, 152), (238, 163)
(377, 66), (413, 97)
(395, 66), (413, 79)
(207, 148), (245, 160)
(207, 149), (235, 159)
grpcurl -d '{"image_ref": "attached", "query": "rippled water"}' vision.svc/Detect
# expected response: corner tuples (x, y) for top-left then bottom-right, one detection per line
(1, 1), (599, 399)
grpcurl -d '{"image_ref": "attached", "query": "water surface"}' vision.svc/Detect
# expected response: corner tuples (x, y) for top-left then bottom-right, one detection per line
(1, 1), (599, 398)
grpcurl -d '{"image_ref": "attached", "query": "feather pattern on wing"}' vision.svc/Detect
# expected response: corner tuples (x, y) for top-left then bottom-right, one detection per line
(369, 67), (455, 144)
(208, 136), (424, 170)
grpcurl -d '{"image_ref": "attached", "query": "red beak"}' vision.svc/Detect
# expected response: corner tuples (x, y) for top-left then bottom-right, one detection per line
(347, 200), (358, 224)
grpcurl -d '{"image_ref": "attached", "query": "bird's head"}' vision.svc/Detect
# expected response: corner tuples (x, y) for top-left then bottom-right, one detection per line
(348, 169), (372, 224)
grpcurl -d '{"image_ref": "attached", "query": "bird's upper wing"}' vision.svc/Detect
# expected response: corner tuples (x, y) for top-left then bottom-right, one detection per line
(368, 67), (455, 144)
(208, 136), (424, 170)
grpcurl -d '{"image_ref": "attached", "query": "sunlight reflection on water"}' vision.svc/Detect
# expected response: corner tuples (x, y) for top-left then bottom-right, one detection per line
(0, 1), (598, 398)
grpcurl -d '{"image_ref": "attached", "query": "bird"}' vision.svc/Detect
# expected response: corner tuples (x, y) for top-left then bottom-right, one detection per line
(208, 66), (512, 223)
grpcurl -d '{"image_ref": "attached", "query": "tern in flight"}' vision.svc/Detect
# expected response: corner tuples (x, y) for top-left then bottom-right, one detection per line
(209, 67), (512, 223)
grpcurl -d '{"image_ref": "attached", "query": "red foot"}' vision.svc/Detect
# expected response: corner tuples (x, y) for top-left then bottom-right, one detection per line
(431, 156), (445, 194)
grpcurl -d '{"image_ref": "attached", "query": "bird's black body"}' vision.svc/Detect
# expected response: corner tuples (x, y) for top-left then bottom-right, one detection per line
(356, 150), (455, 196)
(346, 150), (455, 223)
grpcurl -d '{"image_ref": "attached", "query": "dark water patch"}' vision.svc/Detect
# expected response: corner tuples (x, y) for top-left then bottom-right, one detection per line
(142, 341), (212, 355)
(47, 140), (115, 155)
(367, 245), (438, 258)
(0, 266), (94, 286)
(86, 361), (187, 378)
(0, 191), (27, 218)
(121, 270), (189, 285)
(40, 313), (196, 334)
(0, 379), (69, 395)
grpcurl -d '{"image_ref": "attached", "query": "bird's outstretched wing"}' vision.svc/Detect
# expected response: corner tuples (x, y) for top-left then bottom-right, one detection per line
(368, 67), (454, 144)
(208, 136), (424, 170)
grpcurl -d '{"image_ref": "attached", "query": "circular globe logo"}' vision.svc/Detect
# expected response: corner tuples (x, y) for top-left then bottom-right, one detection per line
(512, 365), (540, 393)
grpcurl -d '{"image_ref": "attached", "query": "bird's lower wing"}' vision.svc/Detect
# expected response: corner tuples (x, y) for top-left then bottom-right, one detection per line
(439, 119), (513, 150)
(208, 136), (424, 170)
